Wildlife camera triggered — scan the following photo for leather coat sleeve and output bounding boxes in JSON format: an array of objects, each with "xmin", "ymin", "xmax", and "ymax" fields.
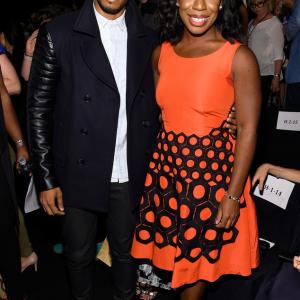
[{"xmin": 27, "ymin": 25, "xmax": 60, "ymax": 192}]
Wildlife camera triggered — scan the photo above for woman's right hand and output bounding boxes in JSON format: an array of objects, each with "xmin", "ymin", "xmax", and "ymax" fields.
[{"xmin": 215, "ymin": 195, "xmax": 240, "ymax": 229}]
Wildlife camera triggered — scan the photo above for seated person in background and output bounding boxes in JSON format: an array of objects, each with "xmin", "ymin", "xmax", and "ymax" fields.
[
  {"xmin": 253, "ymin": 163, "xmax": 300, "ymax": 270},
  {"xmin": 253, "ymin": 163, "xmax": 300, "ymax": 299}
]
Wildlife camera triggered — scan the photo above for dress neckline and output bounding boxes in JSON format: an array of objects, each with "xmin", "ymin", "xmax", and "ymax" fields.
[{"xmin": 170, "ymin": 41, "xmax": 231, "ymax": 60}]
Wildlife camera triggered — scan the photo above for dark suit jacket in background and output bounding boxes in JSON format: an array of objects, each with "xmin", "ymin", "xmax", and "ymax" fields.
[{"xmin": 27, "ymin": 0, "xmax": 160, "ymax": 212}]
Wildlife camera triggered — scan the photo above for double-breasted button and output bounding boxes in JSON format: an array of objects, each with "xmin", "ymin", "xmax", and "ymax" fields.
[
  {"xmin": 140, "ymin": 90, "xmax": 146, "ymax": 98},
  {"xmin": 83, "ymin": 94, "xmax": 91, "ymax": 103},
  {"xmin": 80, "ymin": 128, "xmax": 88, "ymax": 135},
  {"xmin": 142, "ymin": 120, "xmax": 150, "ymax": 127},
  {"xmin": 77, "ymin": 158, "xmax": 85, "ymax": 165}
]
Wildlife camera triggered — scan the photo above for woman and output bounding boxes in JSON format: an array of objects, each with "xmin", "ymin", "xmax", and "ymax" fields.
[
  {"xmin": 247, "ymin": 0, "xmax": 284, "ymax": 171},
  {"xmin": 132, "ymin": 0, "xmax": 261, "ymax": 298},
  {"xmin": 0, "ymin": 42, "xmax": 38, "ymax": 275},
  {"xmin": 0, "ymin": 67, "xmax": 23, "ymax": 299},
  {"xmin": 247, "ymin": 0, "xmax": 284, "ymax": 110}
]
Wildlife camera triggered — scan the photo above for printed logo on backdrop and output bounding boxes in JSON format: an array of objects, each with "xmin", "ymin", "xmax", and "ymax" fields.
[
  {"xmin": 253, "ymin": 174, "xmax": 295, "ymax": 210},
  {"xmin": 276, "ymin": 111, "xmax": 300, "ymax": 131}
]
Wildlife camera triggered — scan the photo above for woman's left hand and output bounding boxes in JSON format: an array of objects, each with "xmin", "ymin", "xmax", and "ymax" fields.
[
  {"xmin": 215, "ymin": 196, "xmax": 240, "ymax": 229},
  {"xmin": 271, "ymin": 77, "xmax": 280, "ymax": 93},
  {"xmin": 16, "ymin": 145, "xmax": 30, "ymax": 173}
]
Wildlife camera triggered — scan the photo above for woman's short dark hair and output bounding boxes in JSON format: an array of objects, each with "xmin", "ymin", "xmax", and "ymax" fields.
[{"xmin": 158, "ymin": 0, "xmax": 242, "ymax": 44}]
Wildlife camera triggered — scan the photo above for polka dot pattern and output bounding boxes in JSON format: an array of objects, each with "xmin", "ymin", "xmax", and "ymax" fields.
[{"xmin": 135, "ymin": 124, "xmax": 245, "ymax": 264}]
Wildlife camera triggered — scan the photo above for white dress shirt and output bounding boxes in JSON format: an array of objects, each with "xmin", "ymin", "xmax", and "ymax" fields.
[{"xmin": 94, "ymin": 7, "xmax": 129, "ymax": 183}]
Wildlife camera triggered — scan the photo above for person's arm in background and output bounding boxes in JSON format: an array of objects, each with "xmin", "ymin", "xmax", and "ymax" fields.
[
  {"xmin": 0, "ymin": 67, "xmax": 29, "ymax": 164},
  {"xmin": 270, "ymin": 21, "xmax": 285, "ymax": 92},
  {"xmin": 21, "ymin": 29, "xmax": 39, "ymax": 81},
  {"xmin": 0, "ymin": 52, "xmax": 21, "ymax": 95},
  {"xmin": 286, "ymin": 0, "xmax": 300, "ymax": 41},
  {"xmin": 252, "ymin": 163, "xmax": 300, "ymax": 191}
]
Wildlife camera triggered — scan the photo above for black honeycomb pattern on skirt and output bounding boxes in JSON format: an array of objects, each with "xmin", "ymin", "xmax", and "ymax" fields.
[{"xmin": 135, "ymin": 124, "xmax": 246, "ymax": 264}]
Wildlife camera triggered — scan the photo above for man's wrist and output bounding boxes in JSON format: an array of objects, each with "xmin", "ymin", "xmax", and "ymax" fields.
[{"xmin": 273, "ymin": 73, "xmax": 280, "ymax": 80}]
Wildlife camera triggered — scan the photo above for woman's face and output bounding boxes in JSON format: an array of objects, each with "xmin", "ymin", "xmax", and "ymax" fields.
[
  {"xmin": 178, "ymin": 0, "xmax": 221, "ymax": 36},
  {"xmin": 250, "ymin": 0, "xmax": 269, "ymax": 14}
]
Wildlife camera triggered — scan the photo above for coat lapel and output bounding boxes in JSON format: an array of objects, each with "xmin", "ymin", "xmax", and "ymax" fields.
[
  {"xmin": 73, "ymin": 0, "xmax": 117, "ymax": 91},
  {"xmin": 73, "ymin": 0, "xmax": 155, "ymax": 97},
  {"xmin": 126, "ymin": 1, "xmax": 156, "ymax": 110}
]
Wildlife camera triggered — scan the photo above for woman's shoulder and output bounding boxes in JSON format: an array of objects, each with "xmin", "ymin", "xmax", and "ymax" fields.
[
  {"xmin": 270, "ymin": 16, "xmax": 283, "ymax": 26},
  {"xmin": 152, "ymin": 42, "xmax": 172, "ymax": 64},
  {"xmin": 223, "ymin": 40, "xmax": 242, "ymax": 58},
  {"xmin": 232, "ymin": 44, "xmax": 259, "ymax": 74}
]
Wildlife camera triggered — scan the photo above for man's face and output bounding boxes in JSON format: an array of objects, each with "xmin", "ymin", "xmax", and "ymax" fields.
[{"xmin": 94, "ymin": 0, "xmax": 128, "ymax": 19}]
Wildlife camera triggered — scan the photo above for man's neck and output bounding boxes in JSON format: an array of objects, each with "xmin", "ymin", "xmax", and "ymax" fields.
[{"xmin": 94, "ymin": 0, "xmax": 126, "ymax": 20}]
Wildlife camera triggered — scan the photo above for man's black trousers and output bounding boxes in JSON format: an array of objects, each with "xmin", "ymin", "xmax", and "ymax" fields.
[{"xmin": 61, "ymin": 182, "xmax": 137, "ymax": 300}]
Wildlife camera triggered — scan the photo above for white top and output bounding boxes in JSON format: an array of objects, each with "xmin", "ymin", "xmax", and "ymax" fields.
[
  {"xmin": 248, "ymin": 16, "xmax": 284, "ymax": 76},
  {"xmin": 94, "ymin": 6, "xmax": 129, "ymax": 183}
]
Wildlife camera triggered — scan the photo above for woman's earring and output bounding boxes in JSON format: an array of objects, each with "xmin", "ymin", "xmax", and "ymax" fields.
[
  {"xmin": 219, "ymin": 2, "xmax": 223, "ymax": 10},
  {"xmin": 176, "ymin": 2, "xmax": 180, "ymax": 7}
]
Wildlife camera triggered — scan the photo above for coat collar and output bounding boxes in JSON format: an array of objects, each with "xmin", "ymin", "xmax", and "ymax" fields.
[
  {"xmin": 73, "ymin": 0, "xmax": 147, "ymax": 38},
  {"xmin": 73, "ymin": 0, "xmax": 155, "ymax": 107}
]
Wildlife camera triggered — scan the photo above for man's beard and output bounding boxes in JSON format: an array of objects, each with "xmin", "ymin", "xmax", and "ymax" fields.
[{"xmin": 96, "ymin": 0, "xmax": 127, "ymax": 15}]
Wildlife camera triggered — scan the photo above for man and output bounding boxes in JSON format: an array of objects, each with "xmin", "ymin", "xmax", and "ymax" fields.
[
  {"xmin": 285, "ymin": 0, "xmax": 300, "ymax": 111},
  {"xmin": 27, "ymin": 0, "xmax": 160, "ymax": 299}
]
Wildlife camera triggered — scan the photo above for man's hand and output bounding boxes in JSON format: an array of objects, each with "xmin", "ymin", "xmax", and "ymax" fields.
[
  {"xmin": 252, "ymin": 163, "xmax": 271, "ymax": 192},
  {"xmin": 215, "ymin": 195, "xmax": 240, "ymax": 229},
  {"xmin": 40, "ymin": 187, "xmax": 65, "ymax": 216},
  {"xmin": 294, "ymin": 256, "xmax": 300, "ymax": 271},
  {"xmin": 225, "ymin": 106, "xmax": 237, "ymax": 136},
  {"xmin": 15, "ymin": 145, "xmax": 30, "ymax": 173}
]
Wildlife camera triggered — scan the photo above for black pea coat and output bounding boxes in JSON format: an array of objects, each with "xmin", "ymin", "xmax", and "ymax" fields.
[{"xmin": 27, "ymin": 0, "xmax": 160, "ymax": 212}]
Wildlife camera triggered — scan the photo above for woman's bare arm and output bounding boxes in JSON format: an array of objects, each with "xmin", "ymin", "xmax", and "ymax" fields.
[
  {"xmin": 216, "ymin": 45, "xmax": 261, "ymax": 228},
  {"xmin": 0, "ymin": 53, "xmax": 21, "ymax": 95}
]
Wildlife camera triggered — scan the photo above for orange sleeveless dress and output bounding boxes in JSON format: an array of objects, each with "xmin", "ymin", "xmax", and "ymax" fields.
[{"xmin": 131, "ymin": 41, "xmax": 260, "ymax": 289}]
